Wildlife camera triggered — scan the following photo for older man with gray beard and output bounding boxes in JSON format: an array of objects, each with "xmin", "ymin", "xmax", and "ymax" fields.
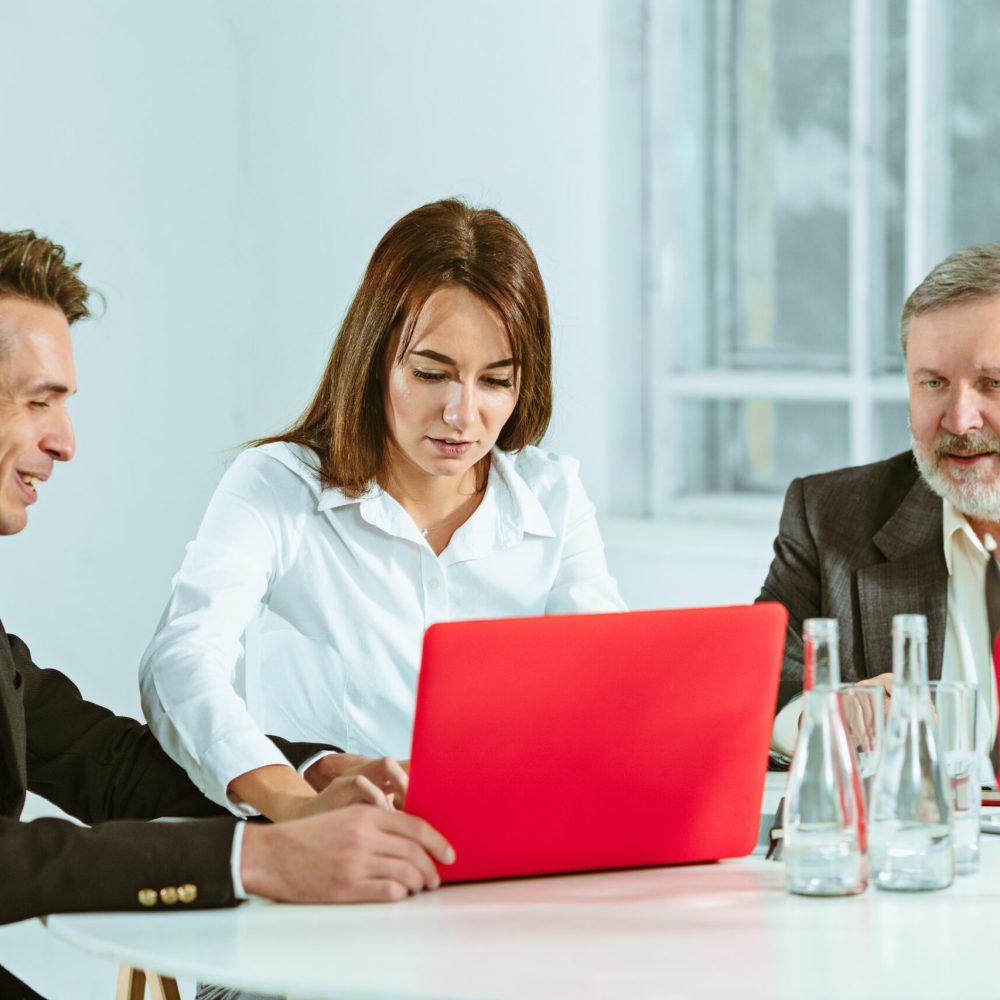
[{"xmin": 762, "ymin": 243, "xmax": 1000, "ymax": 762}]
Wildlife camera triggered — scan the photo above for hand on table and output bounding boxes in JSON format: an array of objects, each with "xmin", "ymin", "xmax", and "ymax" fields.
[
  {"xmin": 842, "ymin": 672, "xmax": 892, "ymax": 755},
  {"xmin": 305, "ymin": 753, "xmax": 409, "ymax": 809},
  {"xmin": 241, "ymin": 803, "xmax": 455, "ymax": 903}
]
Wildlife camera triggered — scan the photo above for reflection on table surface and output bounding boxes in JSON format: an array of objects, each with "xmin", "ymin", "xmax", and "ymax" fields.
[{"xmin": 47, "ymin": 808, "xmax": 1000, "ymax": 1000}]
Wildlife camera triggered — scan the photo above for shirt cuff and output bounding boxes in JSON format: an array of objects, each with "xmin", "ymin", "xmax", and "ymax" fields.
[
  {"xmin": 230, "ymin": 822, "xmax": 248, "ymax": 901},
  {"xmin": 297, "ymin": 749, "xmax": 340, "ymax": 778},
  {"xmin": 771, "ymin": 693, "xmax": 803, "ymax": 757}
]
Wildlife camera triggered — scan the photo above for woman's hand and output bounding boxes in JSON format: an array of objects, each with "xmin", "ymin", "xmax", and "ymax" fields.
[{"xmin": 305, "ymin": 753, "xmax": 409, "ymax": 809}]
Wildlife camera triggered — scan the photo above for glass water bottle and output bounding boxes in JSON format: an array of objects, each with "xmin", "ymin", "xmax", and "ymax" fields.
[
  {"xmin": 869, "ymin": 614, "xmax": 954, "ymax": 891},
  {"xmin": 783, "ymin": 618, "xmax": 868, "ymax": 896}
]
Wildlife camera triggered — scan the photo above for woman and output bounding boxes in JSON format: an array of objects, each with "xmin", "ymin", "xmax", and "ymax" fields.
[{"xmin": 140, "ymin": 199, "xmax": 625, "ymax": 822}]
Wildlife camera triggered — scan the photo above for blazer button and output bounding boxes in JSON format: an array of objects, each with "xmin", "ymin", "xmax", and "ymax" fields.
[
  {"xmin": 177, "ymin": 883, "xmax": 198, "ymax": 904},
  {"xmin": 159, "ymin": 887, "xmax": 179, "ymax": 905},
  {"xmin": 138, "ymin": 889, "xmax": 158, "ymax": 908}
]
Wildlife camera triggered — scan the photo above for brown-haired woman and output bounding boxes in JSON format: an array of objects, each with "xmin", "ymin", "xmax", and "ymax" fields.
[{"xmin": 140, "ymin": 199, "xmax": 625, "ymax": 823}]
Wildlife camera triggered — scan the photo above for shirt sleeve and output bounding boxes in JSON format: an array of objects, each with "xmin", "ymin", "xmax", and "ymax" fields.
[
  {"xmin": 544, "ymin": 459, "xmax": 628, "ymax": 615},
  {"xmin": 139, "ymin": 450, "xmax": 302, "ymax": 813},
  {"xmin": 771, "ymin": 693, "xmax": 802, "ymax": 756}
]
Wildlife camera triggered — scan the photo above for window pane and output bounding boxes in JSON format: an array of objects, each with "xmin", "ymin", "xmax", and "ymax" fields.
[
  {"xmin": 678, "ymin": 399, "xmax": 850, "ymax": 494},
  {"xmin": 680, "ymin": 0, "xmax": 853, "ymax": 373},
  {"xmin": 876, "ymin": 0, "xmax": 909, "ymax": 375},
  {"xmin": 945, "ymin": 1, "xmax": 1000, "ymax": 250},
  {"xmin": 876, "ymin": 401, "xmax": 911, "ymax": 461}
]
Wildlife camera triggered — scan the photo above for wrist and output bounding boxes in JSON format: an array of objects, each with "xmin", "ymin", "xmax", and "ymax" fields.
[{"xmin": 228, "ymin": 764, "xmax": 318, "ymax": 822}]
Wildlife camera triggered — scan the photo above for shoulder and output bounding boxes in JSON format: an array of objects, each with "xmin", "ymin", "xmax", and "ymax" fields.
[
  {"xmin": 221, "ymin": 442, "xmax": 324, "ymax": 500},
  {"xmin": 790, "ymin": 451, "xmax": 930, "ymax": 530},
  {"xmin": 495, "ymin": 445, "xmax": 582, "ymax": 498}
]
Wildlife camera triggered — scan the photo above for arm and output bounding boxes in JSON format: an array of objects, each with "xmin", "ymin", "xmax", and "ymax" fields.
[
  {"xmin": 139, "ymin": 450, "xmax": 317, "ymax": 818},
  {"xmin": 0, "ymin": 813, "xmax": 237, "ymax": 926},
  {"xmin": 544, "ymin": 458, "xmax": 627, "ymax": 614},
  {"xmin": 12, "ymin": 631, "xmax": 336, "ymax": 823},
  {"xmin": 757, "ymin": 477, "xmax": 819, "ymax": 715}
]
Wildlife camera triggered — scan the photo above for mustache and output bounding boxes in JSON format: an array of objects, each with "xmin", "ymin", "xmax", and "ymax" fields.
[{"xmin": 931, "ymin": 431, "xmax": 1000, "ymax": 458}]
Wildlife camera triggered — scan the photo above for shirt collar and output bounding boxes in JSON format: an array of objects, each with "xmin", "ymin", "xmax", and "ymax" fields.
[
  {"xmin": 313, "ymin": 448, "xmax": 556, "ymax": 553},
  {"xmin": 942, "ymin": 498, "xmax": 989, "ymax": 575}
]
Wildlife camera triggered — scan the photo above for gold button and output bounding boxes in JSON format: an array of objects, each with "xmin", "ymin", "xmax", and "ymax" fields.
[
  {"xmin": 159, "ymin": 886, "xmax": 179, "ymax": 905},
  {"xmin": 177, "ymin": 883, "xmax": 198, "ymax": 904},
  {"xmin": 138, "ymin": 888, "xmax": 157, "ymax": 908}
]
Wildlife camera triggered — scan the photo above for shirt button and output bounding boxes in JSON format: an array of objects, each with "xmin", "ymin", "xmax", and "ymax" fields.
[
  {"xmin": 137, "ymin": 888, "xmax": 157, "ymax": 908},
  {"xmin": 428, "ymin": 579, "xmax": 441, "ymax": 590},
  {"xmin": 160, "ymin": 887, "xmax": 179, "ymax": 905}
]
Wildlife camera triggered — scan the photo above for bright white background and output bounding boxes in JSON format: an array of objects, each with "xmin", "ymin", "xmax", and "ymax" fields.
[{"xmin": 0, "ymin": 2, "xmax": 774, "ymax": 996}]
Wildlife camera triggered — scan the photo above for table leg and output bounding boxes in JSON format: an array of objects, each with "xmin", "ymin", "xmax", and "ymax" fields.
[
  {"xmin": 115, "ymin": 965, "xmax": 145, "ymax": 1000},
  {"xmin": 146, "ymin": 972, "xmax": 181, "ymax": 1000}
]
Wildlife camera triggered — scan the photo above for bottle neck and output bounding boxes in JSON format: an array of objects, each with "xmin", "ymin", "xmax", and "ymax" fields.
[
  {"xmin": 804, "ymin": 636, "xmax": 840, "ymax": 690},
  {"xmin": 893, "ymin": 630, "xmax": 928, "ymax": 686}
]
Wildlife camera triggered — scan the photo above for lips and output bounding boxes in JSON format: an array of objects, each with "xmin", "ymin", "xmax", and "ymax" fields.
[
  {"xmin": 13, "ymin": 470, "xmax": 47, "ymax": 504},
  {"xmin": 427, "ymin": 437, "xmax": 474, "ymax": 458}
]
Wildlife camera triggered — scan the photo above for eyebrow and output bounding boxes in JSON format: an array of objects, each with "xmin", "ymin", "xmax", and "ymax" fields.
[
  {"xmin": 911, "ymin": 367, "xmax": 1000, "ymax": 378},
  {"xmin": 411, "ymin": 349, "xmax": 514, "ymax": 370},
  {"xmin": 21, "ymin": 380, "xmax": 74, "ymax": 396}
]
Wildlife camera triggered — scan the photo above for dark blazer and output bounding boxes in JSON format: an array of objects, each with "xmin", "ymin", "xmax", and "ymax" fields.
[
  {"xmin": 0, "ymin": 617, "xmax": 328, "ymax": 925},
  {"xmin": 759, "ymin": 451, "xmax": 947, "ymax": 714}
]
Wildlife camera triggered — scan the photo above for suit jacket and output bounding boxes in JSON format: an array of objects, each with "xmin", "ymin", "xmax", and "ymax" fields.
[
  {"xmin": 0, "ymin": 617, "xmax": 330, "ymax": 925},
  {"xmin": 759, "ymin": 451, "xmax": 947, "ymax": 713}
]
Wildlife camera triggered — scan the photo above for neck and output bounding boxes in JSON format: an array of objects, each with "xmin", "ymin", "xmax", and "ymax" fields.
[
  {"xmin": 381, "ymin": 450, "xmax": 487, "ymax": 528},
  {"xmin": 966, "ymin": 516, "xmax": 1000, "ymax": 549}
]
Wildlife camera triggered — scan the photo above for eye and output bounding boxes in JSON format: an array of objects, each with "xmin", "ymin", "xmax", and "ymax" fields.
[
  {"xmin": 412, "ymin": 369, "xmax": 447, "ymax": 382},
  {"xmin": 483, "ymin": 376, "xmax": 514, "ymax": 389},
  {"xmin": 923, "ymin": 379, "xmax": 943, "ymax": 390},
  {"xmin": 989, "ymin": 380, "xmax": 1000, "ymax": 390},
  {"xmin": 28, "ymin": 400, "xmax": 49, "ymax": 409}
]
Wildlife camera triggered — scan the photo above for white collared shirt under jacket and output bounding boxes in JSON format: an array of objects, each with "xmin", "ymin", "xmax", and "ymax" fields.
[{"xmin": 140, "ymin": 442, "xmax": 626, "ymax": 813}]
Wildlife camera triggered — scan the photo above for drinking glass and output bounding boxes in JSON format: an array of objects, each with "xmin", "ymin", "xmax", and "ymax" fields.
[
  {"xmin": 928, "ymin": 680, "xmax": 980, "ymax": 875},
  {"xmin": 839, "ymin": 684, "xmax": 885, "ymax": 789}
]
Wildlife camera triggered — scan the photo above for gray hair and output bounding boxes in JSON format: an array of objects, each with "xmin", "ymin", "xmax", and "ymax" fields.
[{"xmin": 900, "ymin": 243, "xmax": 1000, "ymax": 354}]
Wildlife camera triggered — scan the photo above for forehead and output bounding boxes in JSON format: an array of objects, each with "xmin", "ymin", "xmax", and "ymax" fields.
[
  {"xmin": 407, "ymin": 286, "xmax": 509, "ymax": 351},
  {"xmin": 907, "ymin": 295, "xmax": 1000, "ymax": 369},
  {"xmin": 0, "ymin": 296, "xmax": 75, "ymax": 390}
]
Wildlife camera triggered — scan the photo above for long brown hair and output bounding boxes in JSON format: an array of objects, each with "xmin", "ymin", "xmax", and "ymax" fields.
[{"xmin": 257, "ymin": 198, "xmax": 553, "ymax": 496}]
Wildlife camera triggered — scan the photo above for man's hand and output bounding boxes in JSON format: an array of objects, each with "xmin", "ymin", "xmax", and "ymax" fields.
[
  {"xmin": 842, "ymin": 673, "xmax": 892, "ymax": 756},
  {"xmin": 856, "ymin": 671, "xmax": 893, "ymax": 708},
  {"xmin": 305, "ymin": 754, "xmax": 409, "ymax": 809},
  {"xmin": 241, "ymin": 804, "xmax": 455, "ymax": 903}
]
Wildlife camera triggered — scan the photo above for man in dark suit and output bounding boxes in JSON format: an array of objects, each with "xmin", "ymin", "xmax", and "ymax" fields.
[
  {"xmin": 0, "ymin": 231, "xmax": 453, "ymax": 997},
  {"xmin": 762, "ymin": 243, "xmax": 1000, "ymax": 755}
]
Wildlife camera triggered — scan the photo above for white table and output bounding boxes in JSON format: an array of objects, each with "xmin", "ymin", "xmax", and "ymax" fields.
[{"xmin": 49, "ymin": 776, "xmax": 997, "ymax": 1000}]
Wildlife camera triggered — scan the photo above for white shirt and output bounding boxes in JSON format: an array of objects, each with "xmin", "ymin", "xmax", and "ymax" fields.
[
  {"xmin": 772, "ymin": 498, "xmax": 999, "ymax": 756},
  {"xmin": 940, "ymin": 502, "xmax": 999, "ymax": 742},
  {"xmin": 140, "ymin": 442, "xmax": 625, "ymax": 812}
]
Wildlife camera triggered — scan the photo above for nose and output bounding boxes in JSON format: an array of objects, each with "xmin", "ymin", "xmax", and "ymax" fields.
[
  {"xmin": 41, "ymin": 407, "xmax": 76, "ymax": 462},
  {"xmin": 941, "ymin": 383, "xmax": 985, "ymax": 437},
  {"xmin": 442, "ymin": 381, "xmax": 477, "ymax": 433}
]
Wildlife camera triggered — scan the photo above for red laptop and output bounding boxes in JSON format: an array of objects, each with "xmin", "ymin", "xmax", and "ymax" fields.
[{"xmin": 405, "ymin": 603, "xmax": 787, "ymax": 882}]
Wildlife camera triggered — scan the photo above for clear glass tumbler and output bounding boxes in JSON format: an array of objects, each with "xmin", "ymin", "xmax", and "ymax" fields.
[{"xmin": 928, "ymin": 680, "xmax": 980, "ymax": 875}]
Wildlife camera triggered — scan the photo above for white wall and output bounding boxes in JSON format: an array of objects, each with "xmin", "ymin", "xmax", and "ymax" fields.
[
  {"xmin": 0, "ymin": 3, "xmax": 776, "ymax": 993},
  {"xmin": 0, "ymin": 0, "xmax": 708, "ymax": 719}
]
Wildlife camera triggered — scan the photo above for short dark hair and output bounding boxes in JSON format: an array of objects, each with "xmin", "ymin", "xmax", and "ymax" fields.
[{"xmin": 257, "ymin": 198, "xmax": 553, "ymax": 496}]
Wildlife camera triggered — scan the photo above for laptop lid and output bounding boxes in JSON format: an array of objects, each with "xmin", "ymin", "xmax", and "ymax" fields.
[{"xmin": 405, "ymin": 603, "xmax": 787, "ymax": 883}]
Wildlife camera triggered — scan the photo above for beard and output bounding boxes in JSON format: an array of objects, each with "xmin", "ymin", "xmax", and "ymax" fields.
[{"xmin": 910, "ymin": 425, "xmax": 1000, "ymax": 520}]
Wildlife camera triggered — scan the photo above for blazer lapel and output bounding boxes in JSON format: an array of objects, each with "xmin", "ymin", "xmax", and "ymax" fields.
[
  {"xmin": 0, "ymin": 621, "xmax": 28, "ymax": 801},
  {"xmin": 858, "ymin": 479, "xmax": 947, "ymax": 680}
]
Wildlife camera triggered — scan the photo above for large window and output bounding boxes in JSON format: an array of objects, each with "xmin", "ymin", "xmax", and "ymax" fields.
[{"xmin": 644, "ymin": 0, "xmax": 1000, "ymax": 512}]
